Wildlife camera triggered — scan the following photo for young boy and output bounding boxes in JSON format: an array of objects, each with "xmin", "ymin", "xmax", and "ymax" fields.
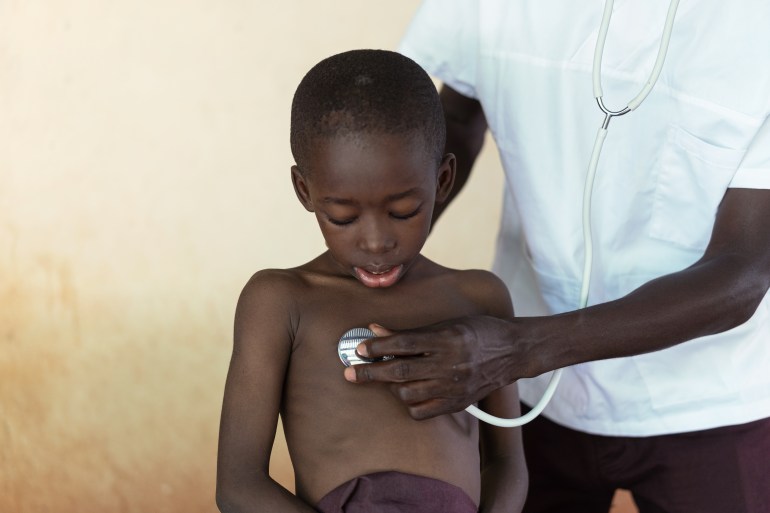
[{"xmin": 216, "ymin": 49, "xmax": 527, "ymax": 513}]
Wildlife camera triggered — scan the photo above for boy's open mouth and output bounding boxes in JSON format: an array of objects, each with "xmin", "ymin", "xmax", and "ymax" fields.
[{"xmin": 354, "ymin": 265, "xmax": 404, "ymax": 288}]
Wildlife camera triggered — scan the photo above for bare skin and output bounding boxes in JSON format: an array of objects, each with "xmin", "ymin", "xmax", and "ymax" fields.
[
  {"xmin": 344, "ymin": 85, "xmax": 770, "ymax": 420},
  {"xmin": 216, "ymin": 133, "xmax": 527, "ymax": 512}
]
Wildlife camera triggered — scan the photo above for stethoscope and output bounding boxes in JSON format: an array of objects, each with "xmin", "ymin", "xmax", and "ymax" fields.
[{"xmin": 339, "ymin": 0, "xmax": 681, "ymax": 427}]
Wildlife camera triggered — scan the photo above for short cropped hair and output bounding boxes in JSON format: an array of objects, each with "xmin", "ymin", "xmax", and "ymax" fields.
[{"xmin": 290, "ymin": 49, "xmax": 445, "ymax": 173}]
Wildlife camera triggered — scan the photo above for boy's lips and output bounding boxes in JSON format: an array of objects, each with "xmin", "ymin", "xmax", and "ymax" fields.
[{"xmin": 354, "ymin": 265, "xmax": 404, "ymax": 288}]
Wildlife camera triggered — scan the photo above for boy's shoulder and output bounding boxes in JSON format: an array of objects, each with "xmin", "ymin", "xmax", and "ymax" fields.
[
  {"xmin": 426, "ymin": 262, "xmax": 513, "ymax": 318},
  {"xmin": 450, "ymin": 267, "xmax": 510, "ymax": 297},
  {"xmin": 238, "ymin": 255, "xmax": 339, "ymax": 303},
  {"xmin": 234, "ymin": 266, "xmax": 324, "ymax": 337},
  {"xmin": 238, "ymin": 268, "xmax": 308, "ymax": 298},
  {"xmin": 246, "ymin": 266, "xmax": 307, "ymax": 287},
  {"xmin": 428, "ymin": 260, "xmax": 506, "ymax": 289}
]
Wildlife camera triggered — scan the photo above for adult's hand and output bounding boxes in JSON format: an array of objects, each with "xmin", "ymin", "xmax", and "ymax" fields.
[{"xmin": 343, "ymin": 316, "xmax": 538, "ymax": 420}]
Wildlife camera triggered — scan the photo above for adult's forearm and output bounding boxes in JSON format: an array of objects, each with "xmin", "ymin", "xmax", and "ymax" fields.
[{"xmin": 521, "ymin": 251, "xmax": 770, "ymax": 378}]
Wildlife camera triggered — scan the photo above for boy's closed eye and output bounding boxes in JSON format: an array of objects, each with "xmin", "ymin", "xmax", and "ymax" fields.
[
  {"xmin": 324, "ymin": 198, "xmax": 425, "ymax": 225},
  {"xmin": 328, "ymin": 216, "xmax": 357, "ymax": 226},
  {"xmin": 390, "ymin": 206, "xmax": 423, "ymax": 220},
  {"xmin": 327, "ymin": 206, "xmax": 423, "ymax": 226}
]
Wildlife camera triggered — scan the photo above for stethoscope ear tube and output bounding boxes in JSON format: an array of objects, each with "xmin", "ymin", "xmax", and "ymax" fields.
[
  {"xmin": 593, "ymin": 0, "xmax": 680, "ymax": 111},
  {"xmin": 466, "ymin": 0, "xmax": 680, "ymax": 428}
]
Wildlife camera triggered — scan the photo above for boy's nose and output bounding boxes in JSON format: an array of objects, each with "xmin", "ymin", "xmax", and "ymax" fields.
[{"xmin": 357, "ymin": 224, "xmax": 396, "ymax": 254}]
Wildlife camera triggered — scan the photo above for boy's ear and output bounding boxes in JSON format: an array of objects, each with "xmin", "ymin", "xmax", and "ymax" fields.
[
  {"xmin": 291, "ymin": 165, "xmax": 315, "ymax": 212},
  {"xmin": 435, "ymin": 153, "xmax": 456, "ymax": 204}
]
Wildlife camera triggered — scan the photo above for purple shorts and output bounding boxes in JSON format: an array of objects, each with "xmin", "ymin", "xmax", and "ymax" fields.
[{"xmin": 315, "ymin": 471, "xmax": 478, "ymax": 513}]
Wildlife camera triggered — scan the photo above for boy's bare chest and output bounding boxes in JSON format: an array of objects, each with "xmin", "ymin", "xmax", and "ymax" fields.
[
  {"xmin": 292, "ymin": 278, "xmax": 479, "ymax": 354},
  {"xmin": 278, "ymin": 278, "xmax": 475, "ymax": 393}
]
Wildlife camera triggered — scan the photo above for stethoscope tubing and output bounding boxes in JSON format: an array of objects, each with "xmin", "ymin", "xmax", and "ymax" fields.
[{"xmin": 466, "ymin": 0, "xmax": 681, "ymax": 428}]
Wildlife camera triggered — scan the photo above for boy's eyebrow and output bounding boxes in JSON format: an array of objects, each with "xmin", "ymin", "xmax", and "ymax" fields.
[{"xmin": 322, "ymin": 188, "xmax": 421, "ymax": 205}]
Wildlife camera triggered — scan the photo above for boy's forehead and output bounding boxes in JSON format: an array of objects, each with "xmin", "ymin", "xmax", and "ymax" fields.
[
  {"xmin": 310, "ymin": 134, "xmax": 435, "ymax": 177},
  {"xmin": 310, "ymin": 132, "xmax": 432, "ymax": 166},
  {"xmin": 307, "ymin": 134, "xmax": 436, "ymax": 191},
  {"xmin": 325, "ymin": 130, "xmax": 424, "ymax": 148}
]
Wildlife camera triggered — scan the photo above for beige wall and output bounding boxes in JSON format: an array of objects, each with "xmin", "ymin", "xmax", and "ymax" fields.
[{"xmin": 0, "ymin": 1, "xmax": 504, "ymax": 511}]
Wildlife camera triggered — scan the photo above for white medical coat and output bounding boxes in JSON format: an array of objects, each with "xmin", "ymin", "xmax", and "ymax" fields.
[{"xmin": 400, "ymin": 0, "xmax": 770, "ymax": 436}]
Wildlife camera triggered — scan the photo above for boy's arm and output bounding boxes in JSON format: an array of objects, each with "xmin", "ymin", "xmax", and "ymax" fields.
[
  {"xmin": 216, "ymin": 271, "xmax": 316, "ymax": 513},
  {"xmin": 478, "ymin": 384, "xmax": 528, "ymax": 513},
  {"xmin": 473, "ymin": 273, "xmax": 528, "ymax": 513}
]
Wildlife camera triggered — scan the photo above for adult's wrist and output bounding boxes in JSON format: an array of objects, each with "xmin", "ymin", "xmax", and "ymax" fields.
[{"xmin": 512, "ymin": 313, "xmax": 583, "ymax": 380}]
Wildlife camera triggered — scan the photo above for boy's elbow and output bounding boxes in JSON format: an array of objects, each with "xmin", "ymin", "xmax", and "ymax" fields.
[
  {"xmin": 215, "ymin": 487, "xmax": 233, "ymax": 513},
  {"xmin": 215, "ymin": 481, "xmax": 242, "ymax": 513},
  {"xmin": 215, "ymin": 473, "xmax": 271, "ymax": 512}
]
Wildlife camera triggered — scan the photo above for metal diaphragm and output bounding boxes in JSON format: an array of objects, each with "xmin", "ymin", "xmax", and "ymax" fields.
[{"xmin": 337, "ymin": 327, "xmax": 394, "ymax": 367}]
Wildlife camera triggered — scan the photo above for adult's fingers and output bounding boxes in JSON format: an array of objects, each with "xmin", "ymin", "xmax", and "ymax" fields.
[
  {"xmin": 343, "ymin": 354, "xmax": 445, "ymax": 384},
  {"xmin": 389, "ymin": 376, "xmax": 467, "ymax": 405},
  {"xmin": 390, "ymin": 383, "xmax": 473, "ymax": 419},
  {"xmin": 367, "ymin": 323, "xmax": 394, "ymax": 337},
  {"xmin": 357, "ymin": 328, "xmax": 448, "ymax": 360},
  {"xmin": 405, "ymin": 397, "xmax": 458, "ymax": 420}
]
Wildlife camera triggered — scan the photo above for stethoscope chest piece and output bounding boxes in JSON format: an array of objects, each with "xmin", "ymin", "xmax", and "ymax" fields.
[{"xmin": 337, "ymin": 327, "xmax": 393, "ymax": 367}]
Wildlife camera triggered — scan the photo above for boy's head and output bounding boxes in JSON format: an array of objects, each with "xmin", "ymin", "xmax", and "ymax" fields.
[
  {"xmin": 290, "ymin": 49, "xmax": 445, "ymax": 173},
  {"xmin": 289, "ymin": 49, "xmax": 455, "ymax": 289}
]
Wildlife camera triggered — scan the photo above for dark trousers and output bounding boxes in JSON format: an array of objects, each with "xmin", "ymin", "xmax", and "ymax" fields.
[{"xmin": 521, "ymin": 405, "xmax": 770, "ymax": 513}]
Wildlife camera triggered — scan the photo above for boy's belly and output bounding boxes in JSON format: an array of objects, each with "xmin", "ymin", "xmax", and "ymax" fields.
[{"xmin": 282, "ymin": 358, "xmax": 482, "ymax": 506}]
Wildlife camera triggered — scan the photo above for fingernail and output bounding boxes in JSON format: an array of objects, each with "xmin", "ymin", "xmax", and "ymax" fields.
[
  {"xmin": 356, "ymin": 343, "xmax": 369, "ymax": 357},
  {"xmin": 344, "ymin": 367, "xmax": 357, "ymax": 382}
]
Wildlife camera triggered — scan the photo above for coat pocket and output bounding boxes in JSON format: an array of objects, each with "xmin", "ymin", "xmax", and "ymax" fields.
[{"xmin": 649, "ymin": 126, "xmax": 745, "ymax": 250}]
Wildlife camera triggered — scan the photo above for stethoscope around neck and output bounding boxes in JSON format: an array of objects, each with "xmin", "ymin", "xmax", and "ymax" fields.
[{"xmin": 465, "ymin": 0, "xmax": 681, "ymax": 427}]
